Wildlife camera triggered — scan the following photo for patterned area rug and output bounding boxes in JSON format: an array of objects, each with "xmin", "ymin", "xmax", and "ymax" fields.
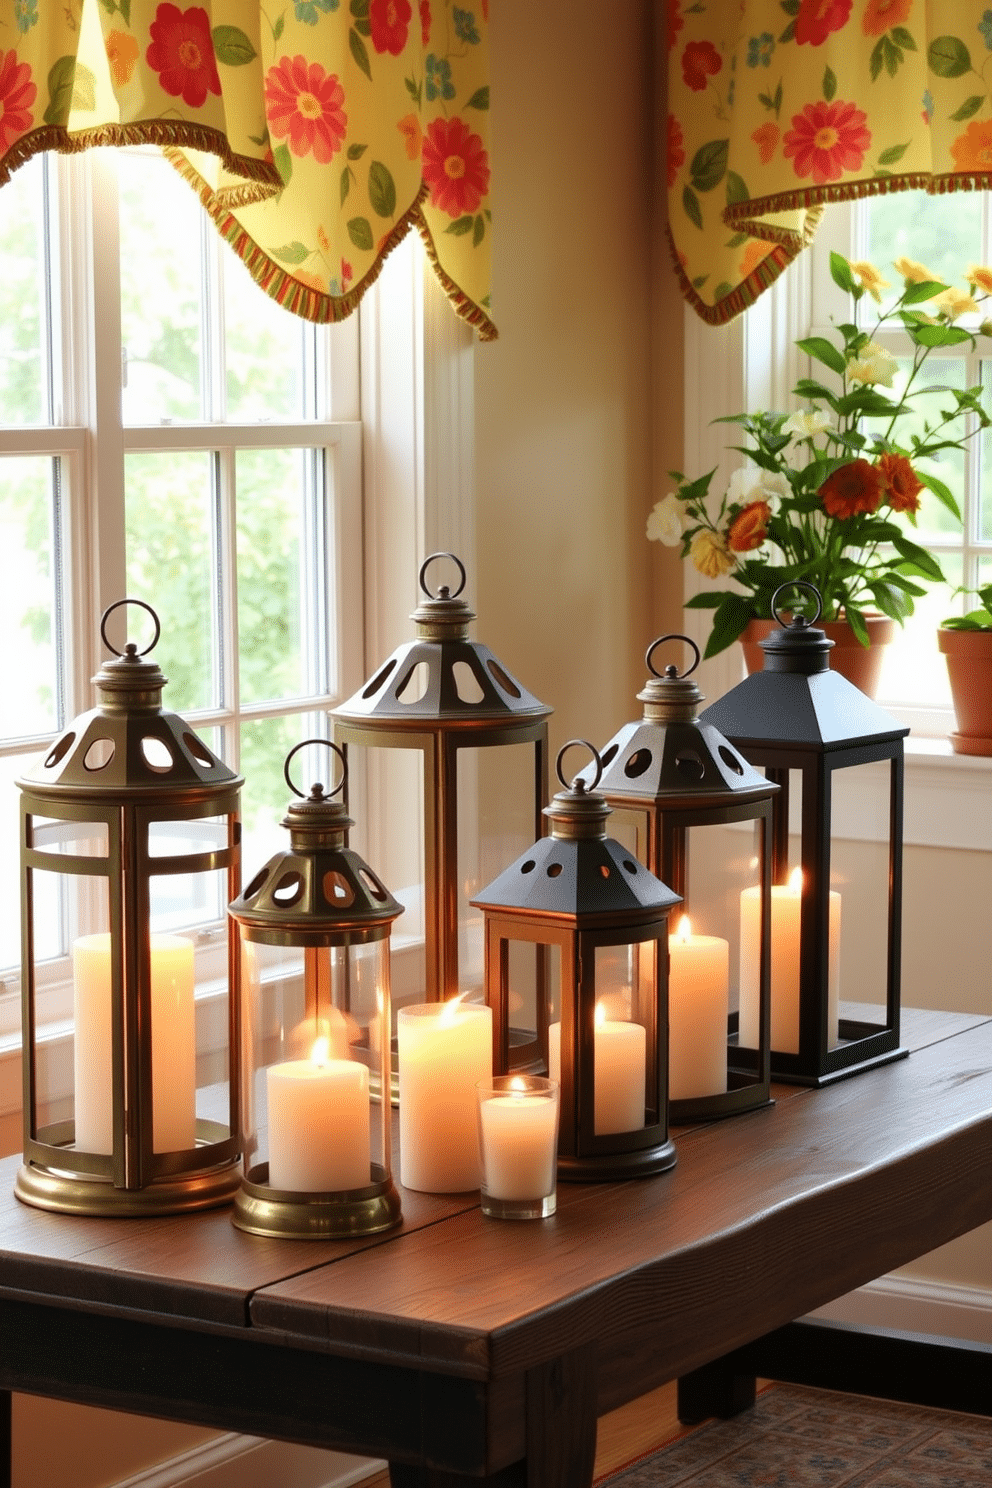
[{"xmin": 597, "ymin": 1383, "xmax": 992, "ymax": 1488}]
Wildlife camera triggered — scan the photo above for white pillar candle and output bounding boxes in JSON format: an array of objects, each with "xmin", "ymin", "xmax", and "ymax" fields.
[
  {"xmin": 398, "ymin": 999, "xmax": 493, "ymax": 1192},
  {"xmin": 739, "ymin": 870, "xmax": 841, "ymax": 1054},
  {"xmin": 548, "ymin": 1008, "xmax": 646, "ymax": 1135},
  {"xmin": 668, "ymin": 916, "xmax": 729, "ymax": 1101},
  {"xmin": 478, "ymin": 1084, "xmax": 558, "ymax": 1201},
  {"xmin": 73, "ymin": 931, "xmax": 196, "ymax": 1154},
  {"xmin": 266, "ymin": 1040, "xmax": 371, "ymax": 1192}
]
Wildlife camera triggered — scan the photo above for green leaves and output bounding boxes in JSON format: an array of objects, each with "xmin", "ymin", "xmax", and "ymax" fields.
[
  {"xmin": 44, "ymin": 57, "xmax": 77, "ymax": 126},
  {"xmin": 683, "ymin": 187, "xmax": 703, "ymax": 231},
  {"xmin": 690, "ymin": 140, "xmax": 729, "ymax": 193},
  {"xmin": 796, "ymin": 335, "xmax": 847, "ymax": 376},
  {"xmin": 347, "ymin": 217, "xmax": 374, "ymax": 251},
  {"xmin": 271, "ymin": 242, "xmax": 310, "ymax": 265},
  {"xmin": 928, "ymin": 36, "xmax": 971, "ymax": 78},
  {"xmin": 901, "ymin": 278, "xmax": 947, "ymax": 304},
  {"xmin": 368, "ymin": 161, "xmax": 396, "ymax": 218},
  {"xmin": 212, "ymin": 26, "xmax": 257, "ymax": 66},
  {"xmin": 951, "ymin": 94, "xmax": 986, "ymax": 122}
]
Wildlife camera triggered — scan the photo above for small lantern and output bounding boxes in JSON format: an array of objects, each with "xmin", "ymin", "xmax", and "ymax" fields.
[
  {"xmin": 699, "ymin": 584, "xmax": 909, "ymax": 1086},
  {"xmin": 473, "ymin": 741, "xmax": 682, "ymax": 1181},
  {"xmin": 333, "ymin": 553, "xmax": 552, "ymax": 1070},
  {"xmin": 589, "ymin": 636, "xmax": 775, "ymax": 1123},
  {"xmin": 16, "ymin": 600, "xmax": 243, "ymax": 1215},
  {"xmin": 229, "ymin": 740, "xmax": 402, "ymax": 1238}
]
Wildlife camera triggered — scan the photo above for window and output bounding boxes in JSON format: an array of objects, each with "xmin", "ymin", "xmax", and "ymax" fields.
[{"xmin": 0, "ymin": 146, "xmax": 363, "ymax": 1043}]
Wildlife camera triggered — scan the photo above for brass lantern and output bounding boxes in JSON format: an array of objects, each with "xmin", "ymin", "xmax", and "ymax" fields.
[
  {"xmin": 230, "ymin": 741, "xmax": 402, "ymax": 1238},
  {"xmin": 700, "ymin": 584, "xmax": 909, "ymax": 1085},
  {"xmin": 333, "ymin": 553, "xmax": 552, "ymax": 1069},
  {"xmin": 590, "ymin": 636, "xmax": 776, "ymax": 1123},
  {"xmin": 473, "ymin": 742, "xmax": 682, "ymax": 1181},
  {"xmin": 16, "ymin": 600, "xmax": 243, "ymax": 1215}
]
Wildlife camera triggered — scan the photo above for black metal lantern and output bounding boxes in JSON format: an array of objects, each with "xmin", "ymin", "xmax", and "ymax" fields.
[
  {"xmin": 589, "ymin": 636, "xmax": 775, "ymax": 1122},
  {"xmin": 699, "ymin": 585, "xmax": 909, "ymax": 1086},
  {"xmin": 472, "ymin": 742, "xmax": 682, "ymax": 1181},
  {"xmin": 229, "ymin": 741, "xmax": 403, "ymax": 1238},
  {"xmin": 16, "ymin": 600, "xmax": 243, "ymax": 1215},
  {"xmin": 333, "ymin": 553, "xmax": 551, "ymax": 1070}
]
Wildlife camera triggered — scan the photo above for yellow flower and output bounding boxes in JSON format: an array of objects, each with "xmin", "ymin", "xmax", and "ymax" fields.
[
  {"xmin": 690, "ymin": 529, "xmax": 734, "ymax": 579},
  {"xmin": 847, "ymin": 340, "xmax": 898, "ymax": 387},
  {"xmin": 893, "ymin": 256, "xmax": 938, "ymax": 285},
  {"xmin": 850, "ymin": 260, "xmax": 890, "ymax": 303},
  {"xmin": 933, "ymin": 286, "xmax": 979, "ymax": 322},
  {"xmin": 966, "ymin": 264, "xmax": 992, "ymax": 295}
]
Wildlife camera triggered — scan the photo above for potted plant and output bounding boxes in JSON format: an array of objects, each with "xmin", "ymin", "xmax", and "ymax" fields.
[
  {"xmin": 937, "ymin": 584, "xmax": 992, "ymax": 756},
  {"xmin": 648, "ymin": 253, "xmax": 992, "ymax": 693}
]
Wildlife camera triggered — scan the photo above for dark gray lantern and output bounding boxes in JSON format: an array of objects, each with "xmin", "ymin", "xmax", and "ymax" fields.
[
  {"xmin": 699, "ymin": 585, "xmax": 909, "ymax": 1086},
  {"xmin": 333, "ymin": 553, "xmax": 551, "ymax": 1071},
  {"xmin": 16, "ymin": 600, "xmax": 243, "ymax": 1216},
  {"xmin": 472, "ymin": 742, "xmax": 682, "ymax": 1181},
  {"xmin": 588, "ymin": 636, "xmax": 775, "ymax": 1123},
  {"xmin": 229, "ymin": 740, "xmax": 403, "ymax": 1239}
]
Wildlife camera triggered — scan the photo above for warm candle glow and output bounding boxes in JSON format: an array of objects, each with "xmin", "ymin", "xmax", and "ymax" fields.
[
  {"xmin": 595, "ymin": 1001, "xmax": 606, "ymax": 1028},
  {"xmin": 311, "ymin": 1036, "xmax": 330, "ymax": 1065},
  {"xmin": 675, "ymin": 914, "xmax": 692, "ymax": 943},
  {"xmin": 510, "ymin": 1076, "xmax": 528, "ymax": 1094},
  {"xmin": 787, "ymin": 866, "xmax": 802, "ymax": 893},
  {"xmin": 439, "ymin": 991, "xmax": 468, "ymax": 1027}
]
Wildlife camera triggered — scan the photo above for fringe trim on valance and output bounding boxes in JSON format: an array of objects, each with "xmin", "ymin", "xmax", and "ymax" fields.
[
  {"xmin": 669, "ymin": 226, "xmax": 794, "ymax": 327},
  {"xmin": 0, "ymin": 122, "xmax": 280, "ymax": 197},
  {"xmin": 725, "ymin": 169, "xmax": 992, "ymax": 235},
  {"xmin": 412, "ymin": 208, "xmax": 498, "ymax": 342}
]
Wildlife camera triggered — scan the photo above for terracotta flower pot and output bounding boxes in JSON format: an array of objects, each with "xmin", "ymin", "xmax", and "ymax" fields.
[
  {"xmin": 740, "ymin": 614, "xmax": 895, "ymax": 698},
  {"xmin": 937, "ymin": 626, "xmax": 992, "ymax": 756}
]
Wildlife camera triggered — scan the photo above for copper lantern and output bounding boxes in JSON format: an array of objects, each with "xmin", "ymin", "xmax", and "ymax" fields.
[
  {"xmin": 16, "ymin": 600, "xmax": 243, "ymax": 1215},
  {"xmin": 473, "ymin": 742, "xmax": 682, "ymax": 1181},
  {"xmin": 589, "ymin": 636, "xmax": 775, "ymax": 1122},
  {"xmin": 700, "ymin": 585, "xmax": 909, "ymax": 1085}
]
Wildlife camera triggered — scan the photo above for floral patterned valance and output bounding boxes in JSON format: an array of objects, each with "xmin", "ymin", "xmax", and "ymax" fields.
[
  {"xmin": 668, "ymin": 0, "xmax": 992, "ymax": 325},
  {"xmin": 0, "ymin": 0, "xmax": 494, "ymax": 339}
]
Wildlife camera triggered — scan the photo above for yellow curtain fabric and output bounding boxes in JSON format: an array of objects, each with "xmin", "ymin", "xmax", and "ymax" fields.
[
  {"xmin": 0, "ymin": 0, "xmax": 494, "ymax": 339},
  {"xmin": 668, "ymin": 0, "xmax": 992, "ymax": 325}
]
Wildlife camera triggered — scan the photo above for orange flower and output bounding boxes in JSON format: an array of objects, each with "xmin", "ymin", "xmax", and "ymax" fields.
[
  {"xmin": 106, "ymin": 29, "xmax": 140, "ymax": 87},
  {"xmin": 876, "ymin": 453, "xmax": 923, "ymax": 513},
  {"xmin": 862, "ymin": 0, "xmax": 912, "ymax": 38},
  {"xmin": 966, "ymin": 264, "xmax": 992, "ymax": 294},
  {"xmin": 751, "ymin": 122, "xmax": 780, "ymax": 164},
  {"xmin": 727, "ymin": 499, "xmax": 771, "ymax": 551},
  {"xmin": 950, "ymin": 120, "xmax": 992, "ymax": 173},
  {"xmin": 398, "ymin": 112, "xmax": 422, "ymax": 162},
  {"xmin": 820, "ymin": 459, "xmax": 883, "ymax": 519}
]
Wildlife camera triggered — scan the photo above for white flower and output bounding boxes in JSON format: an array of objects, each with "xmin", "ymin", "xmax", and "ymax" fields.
[
  {"xmin": 727, "ymin": 466, "xmax": 789, "ymax": 505},
  {"xmin": 846, "ymin": 340, "xmax": 898, "ymax": 387},
  {"xmin": 646, "ymin": 493, "xmax": 683, "ymax": 547},
  {"xmin": 783, "ymin": 409, "xmax": 834, "ymax": 440}
]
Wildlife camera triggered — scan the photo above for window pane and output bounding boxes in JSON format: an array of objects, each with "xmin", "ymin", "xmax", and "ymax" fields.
[
  {"xmin": 980, "ymin": 362, "xmax": 992, "ymax": 543},
  {"xmin": 864, "ymin": 190, "xmax": 983, "ymax": 309},
  {"xmin": 119, "ymin": 151, "xmax": 204, "ymax": 424},
  {"xmin": 877, "ymin": 553, "xmax": 960, "ymax": 706},
  {"xmin": 125, "ymin": 451, "xmax": 215, "ymax": 712},
  {"xmin": 893, "ymin": 357, "xmax": 966, "ymax": 545},
  {"xmin": 237, "ymin": 449, "xmax": 310, "ymax": 704},
  {"xmin": 0, "ymin": 457, "xmax": 60, "ymax": 736},
  {"xmin": 223, "ymin": 248, "xmax": 309, "ymax": 422},
  {"xmin": 0, "ymin": 154, "xmax": 48, "ymax": 425},
  {"xmin": 240, "ymin": 715, "xmax": 329, "ymax": 875}
]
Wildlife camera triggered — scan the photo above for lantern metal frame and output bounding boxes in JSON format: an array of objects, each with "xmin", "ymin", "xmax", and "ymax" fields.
[
  {"xmin": 229, "ymin": 740, "xmax": 403, "ymax": 1239},
  {"xmin": 473, "ymin": 742, "xmax": 682, "ymax": 1182},
  {"xmin": 590, "ymin": 636, "xmax": 775, "ymax": 1123},
  {"xmin": 333, "ymin": 552, "xmax": 552, "ymax": 1065},
  {"xmin": 700, "ymin": 585, "xmax": 909, "ymax": 1086},
  {"xmin": 16, "ymin": 600, "xmax": 243, "ymax": 1216}
]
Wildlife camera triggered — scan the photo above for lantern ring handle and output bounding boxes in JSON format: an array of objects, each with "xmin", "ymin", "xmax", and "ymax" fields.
[
  {"xmin": 771, "ymin": 581, "xmax": 822, "ymax": 628},
  {"xmin": 646, "ymin": 633, "xmax": 700, "ymax": 680},
  {"xmin": 100, "ymin": 598, "xmax": 161, "ymax": 658},
  {"xmin": 555, "ymin": 738, "xmax": 603, "ymax": 793},
  {"xmin": 419, "ymin": 551, "xmax": 467, "ymax": 601},
  {"xmin": 284, "ymin": 738, "xmax": 348, "ymax": 800}
]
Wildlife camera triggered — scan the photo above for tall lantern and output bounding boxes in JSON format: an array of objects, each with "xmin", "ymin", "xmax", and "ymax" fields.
[
  {"xmin": 230, "ymin": 741, "xmax": 402, "ymax": 1239},
  {"xmin": 16, "ymin": 600, "xmax": 243, "ymax": 1215},
  {"xmin": 589, "ymin": 636, "xmax": 776, "ymax": 1122},
  {"xmin": 333, "ymin": 553, "xmax": 552, "ymax": 1069},
  {"xmin": 700, "ymin": 585, "xmax": 909, "ymax": 1086},
  {"xmin": 473, "ymin": 741, "xmax": 682, "ymax": 1181}
]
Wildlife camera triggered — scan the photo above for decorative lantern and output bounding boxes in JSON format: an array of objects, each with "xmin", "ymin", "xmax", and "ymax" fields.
[
  {"xmin": 589, "ymin": 636, "xmax": 775, "ymax": 1122},
  {"xmin": 699, "ymin": 585, "xmax": 909, "ymax": 1085},
  {"xmin": 229, "ymin": 740, "xmax": 402, "ymax": 1238},
  {"xmin": 472, "ymin": 741, "xmax": 682, "ymax": 1181},
  {"xmin": 333, "ymin": 553, "xmax": 552, "ymax": 1070},
  {"xmin": 16, "ymin": 600, "xmax": 243, "ymax": 1215}
]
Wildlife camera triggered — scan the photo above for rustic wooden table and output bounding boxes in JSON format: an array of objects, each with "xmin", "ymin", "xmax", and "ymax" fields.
[{"xmin": 1, "ymin": 1006, "xmax": 989, "ymax": 1488}]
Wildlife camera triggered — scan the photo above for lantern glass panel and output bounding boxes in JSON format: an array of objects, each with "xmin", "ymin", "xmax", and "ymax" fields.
[
  {"xmin": 349, "ymin": 746, "xmax": 425, "ymax": 984},
  {"xmin": 829, "ymin": 761, "xmax": 891, "ymax": 1020},
  {"xmin": 592, "ymin": 942, "xmax": 655, "ymax": 1134}
]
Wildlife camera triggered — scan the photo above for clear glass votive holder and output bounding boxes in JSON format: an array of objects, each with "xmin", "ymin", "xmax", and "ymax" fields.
[{"xmin": 476, "ymin": 1075, "xmax": 559, "ymax": 1219}]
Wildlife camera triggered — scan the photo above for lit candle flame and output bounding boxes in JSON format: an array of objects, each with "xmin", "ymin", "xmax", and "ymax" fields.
[
  {"xmin": 509, "ymin": 1076, "xmax": 528, "ymax": 1095},
  {"xmin": 595, "ymin": 1001, "xmax": 607, "ymax": 1028},
  {"xmin": 788, "ymin": 866, "xmax": 803, "ymax": 894},
  {"xmin": 310, "ymin": 1036, "xmax": 329, "ymax": 1066},
  {"xmin": 676, "ymin": 914, "xmax": 692, "ymax": 943},
  {"xmin": 438, "ymin": 991, "xmax": 467, "ymax": 1028}
]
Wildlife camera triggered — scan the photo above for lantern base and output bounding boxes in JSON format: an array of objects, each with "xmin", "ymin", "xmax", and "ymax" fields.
[
  {"xmin": 14, "ymin": 1155, "xmax": 241, "ymax": 1217},
  {"xmin": 770, "ymin": 1039, "xmax": 909, "ymax": 1087},
  {"xmin": 556, "ymin": 1136, "xmax": 677, "ymax": 1183},
  {"xmin": 232, "ymin": 1162, "xmax": 403, "ymax": 1238}
]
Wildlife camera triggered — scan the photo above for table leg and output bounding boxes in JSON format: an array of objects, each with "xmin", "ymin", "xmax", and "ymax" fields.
[
  {"xmin": 1, "ymin": 1388, "xmax": 10, "ymax": 1488},
  {"xmin": 677, "ymin": 1359, "xmax": 756, "ymax": 1425}
]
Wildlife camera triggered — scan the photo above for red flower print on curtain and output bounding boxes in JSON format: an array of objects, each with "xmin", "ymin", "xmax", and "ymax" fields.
[
  {"xmin": 369, "ymin": 0, "xmax": 412, "ymax": 57},
  {"xmin": 146, "ymin": 4, "xmax": 221, "ymax": 109},
  {"xmin": 783, "ymin": 99, "xmax": 871, "ymax": 185},
  {"xmin": 0, "ymin": 49, "xmax": 35, "ymax": 154},
  {"xmin": 422, "ymin": 116, "xmax": 489, "ymax": 217},
  {"xmin": 265, "ymin": 55, "xmax": 347, "ymax": 164},
  {"xmin": 861, "ymin": 0, "xmax": 913, "ymax": 37},
  {"xmin": 794, "ymin": 0, "xmax": 852, "ymax": 48},
  {"xmin": 681, "ymin": 40, "xmax": 721, "ymax": 91}
]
